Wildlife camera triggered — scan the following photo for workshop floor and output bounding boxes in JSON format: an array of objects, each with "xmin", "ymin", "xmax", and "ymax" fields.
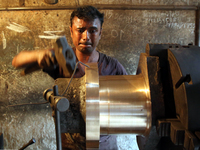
[
  {"xmin": 117, "ymin": 135, "xmax": 139, "ymax": 150},
  {"xmin": 61, "ymin": 133, "xmax": 139, "ymax": 150}
]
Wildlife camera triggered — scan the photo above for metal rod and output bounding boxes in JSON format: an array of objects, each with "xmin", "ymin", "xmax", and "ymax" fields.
[
  {"xmin": 55, "ymin": 110, "xmax": 62, "ymax": 150},
  {"xmin": 0, "ymin": 5, "xmax": 197, "ymax": 11},
  {"xmin": 53, "ymin": 85, "xmax": 59, "ymax": 96},
  {"xmin": 195, "ymin": 7, "xmax": 200, "ymax": 46},
  {"xmin": 0, "ymin": 133, "xmax": 3, "ymax": 149},
  {"xmin": 19, "ymin": 138, "xmax": 36, "ymax": 150},
  {"xmin": 95, "ymin": 4, "xmax": 197, "ymax": 10},
  {"xmin": 53, "ymin": 85, "xmax": 62, "ymax": 150}
]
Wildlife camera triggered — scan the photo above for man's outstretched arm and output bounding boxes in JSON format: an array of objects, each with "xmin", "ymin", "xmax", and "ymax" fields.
[{"xmin": 12, "ymin": 49, "xmax": 56, "ymax": 69}]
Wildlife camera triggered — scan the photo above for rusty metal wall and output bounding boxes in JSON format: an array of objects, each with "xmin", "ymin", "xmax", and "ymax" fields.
[{"xmin": 0, "ymin": 0, "xmax": 198, "ymax": 149}]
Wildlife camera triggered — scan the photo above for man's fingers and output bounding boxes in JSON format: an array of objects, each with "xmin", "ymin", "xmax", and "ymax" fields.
[
  {"xmin": 40, "ymin": 57, "xmax": 48, "ymax": 68},
  {"xmin": 38, "ymin": 49, "xmax": 57, "ymax": 68},
  {"xmin": 41, "ymin": 51, "xmax": 57, "ymax": 68},
  {"xmin": 44, "ymin": 55, "xmax": 52, "ymax": 67},
  {"xmin": 49, "ymin": 51, "xmax": 57, "ymax": 65}
]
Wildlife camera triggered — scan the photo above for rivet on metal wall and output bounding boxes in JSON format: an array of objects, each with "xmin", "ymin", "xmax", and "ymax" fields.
[
  {"xmin": 19, "ymin": 0, "xmax": 25, "ymax": 6},
  {"xmin": 44, "ymin": 0, "xmax": 58, "ymax": 4}
]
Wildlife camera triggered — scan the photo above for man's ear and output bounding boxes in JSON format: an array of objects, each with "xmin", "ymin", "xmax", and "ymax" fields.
[
  {"xmin": 69, "ymin": 26, "xmax": 73, "ymax": 37},
  {"xmin": 99, "ymin": 28, "xmax": 103, "ymax": 39}
]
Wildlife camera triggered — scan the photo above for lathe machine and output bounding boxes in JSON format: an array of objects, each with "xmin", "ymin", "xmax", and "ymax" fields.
[{"xmin": 43, "ymin": 43, "xmax": 200, "ymax": 150}]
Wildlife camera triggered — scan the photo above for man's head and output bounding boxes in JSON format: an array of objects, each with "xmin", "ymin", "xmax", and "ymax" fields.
[
  {"xmin": 70, "ymin": 6, "xmax": 104, "ymax": 54},
  {"xmin": 70, "ymin": 5, "xmax": 104, "ymax": 28}
]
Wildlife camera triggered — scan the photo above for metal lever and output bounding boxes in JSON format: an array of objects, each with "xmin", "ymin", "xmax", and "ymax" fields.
[
  {"xmin": 19, "ymin": 138, "xmax": 36, "ymax": 150},
  {"xmin": 43, "ymin": 85, "xmax": 70, "ymax": 150}
]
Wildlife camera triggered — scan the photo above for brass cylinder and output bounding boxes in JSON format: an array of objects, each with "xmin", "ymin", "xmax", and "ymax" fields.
[{"xmin": 99, "ymin": 74, "xmax": 151, "ymax": 136}]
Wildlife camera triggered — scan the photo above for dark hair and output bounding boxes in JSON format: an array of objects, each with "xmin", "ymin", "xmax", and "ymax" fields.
[{"xmin": 70, "ymin": 5, "xmax": 104, "ymax": 27}]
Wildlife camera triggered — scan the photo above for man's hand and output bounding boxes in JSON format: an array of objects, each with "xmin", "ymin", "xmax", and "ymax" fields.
[
  {"xmin": 12, "ymin": 49, "xmax": 57, "ymax": 69},
  {"xmin": 37, "ymin": 49, "xmax": 57, "ymax": 69}
]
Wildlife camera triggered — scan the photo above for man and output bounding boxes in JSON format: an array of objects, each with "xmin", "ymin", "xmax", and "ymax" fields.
[
  {"xmin": 12, "ymin": 5, "xmax": 127, "ymax": 149},
  {"xmin": 12, "ymin": 6, "xmax": 127, "ymax": 78}
]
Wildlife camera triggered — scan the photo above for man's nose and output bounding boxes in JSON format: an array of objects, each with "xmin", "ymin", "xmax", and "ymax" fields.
[{"xmin": 82, "ymin": 30, "xmax": 90, "ymax": 41}]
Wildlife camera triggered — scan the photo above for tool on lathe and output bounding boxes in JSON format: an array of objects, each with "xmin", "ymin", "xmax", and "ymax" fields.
[
  {"xmin": 20, "ymin": 36, "xmax": 76, "ymax": 77},
  {"xmin": 19, "ymin": 138, "xmax": 36, "ymax": 150}
]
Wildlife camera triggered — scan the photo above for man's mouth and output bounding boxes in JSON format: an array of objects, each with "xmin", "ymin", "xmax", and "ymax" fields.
[
  {"xmin": 79, "ymin": 42, "xmax": 92, "ymax": 48},
  {"xmin": 79, "ymin": 42, "xmax": 92, "ymax": 46}
]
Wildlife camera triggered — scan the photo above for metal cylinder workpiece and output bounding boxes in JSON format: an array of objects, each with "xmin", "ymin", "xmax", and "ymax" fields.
[
  {"xmin": 99, "ymin": 75, "xmax": 151, "ymax": 135},
  {"xmin": 85, "ymin": 53, "xmax": 152, "ymax": 148}
]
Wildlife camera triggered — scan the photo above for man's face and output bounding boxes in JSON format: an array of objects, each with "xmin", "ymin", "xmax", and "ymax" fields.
[{"xmin": 70, "ymin": 16, "xmax": 102, "ymax": 54}]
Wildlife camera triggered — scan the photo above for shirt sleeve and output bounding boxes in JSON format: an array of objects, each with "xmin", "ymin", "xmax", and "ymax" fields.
[
  {"xmin": 98, "ymin": 52, "xmax": 128, "ymax": 76},
  {"xmin": 115, "ymin": 60, "xmax": 128, "ymax": 75}
]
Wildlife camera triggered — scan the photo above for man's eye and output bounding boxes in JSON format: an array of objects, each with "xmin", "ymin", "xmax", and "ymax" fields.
[
  {"xmin": 90, "ymin": 29, "xmax": 97, "ymax": 33},
  {"xmin": 78, "ymin": 29, "xmax": 84, "ymax": 33}
]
